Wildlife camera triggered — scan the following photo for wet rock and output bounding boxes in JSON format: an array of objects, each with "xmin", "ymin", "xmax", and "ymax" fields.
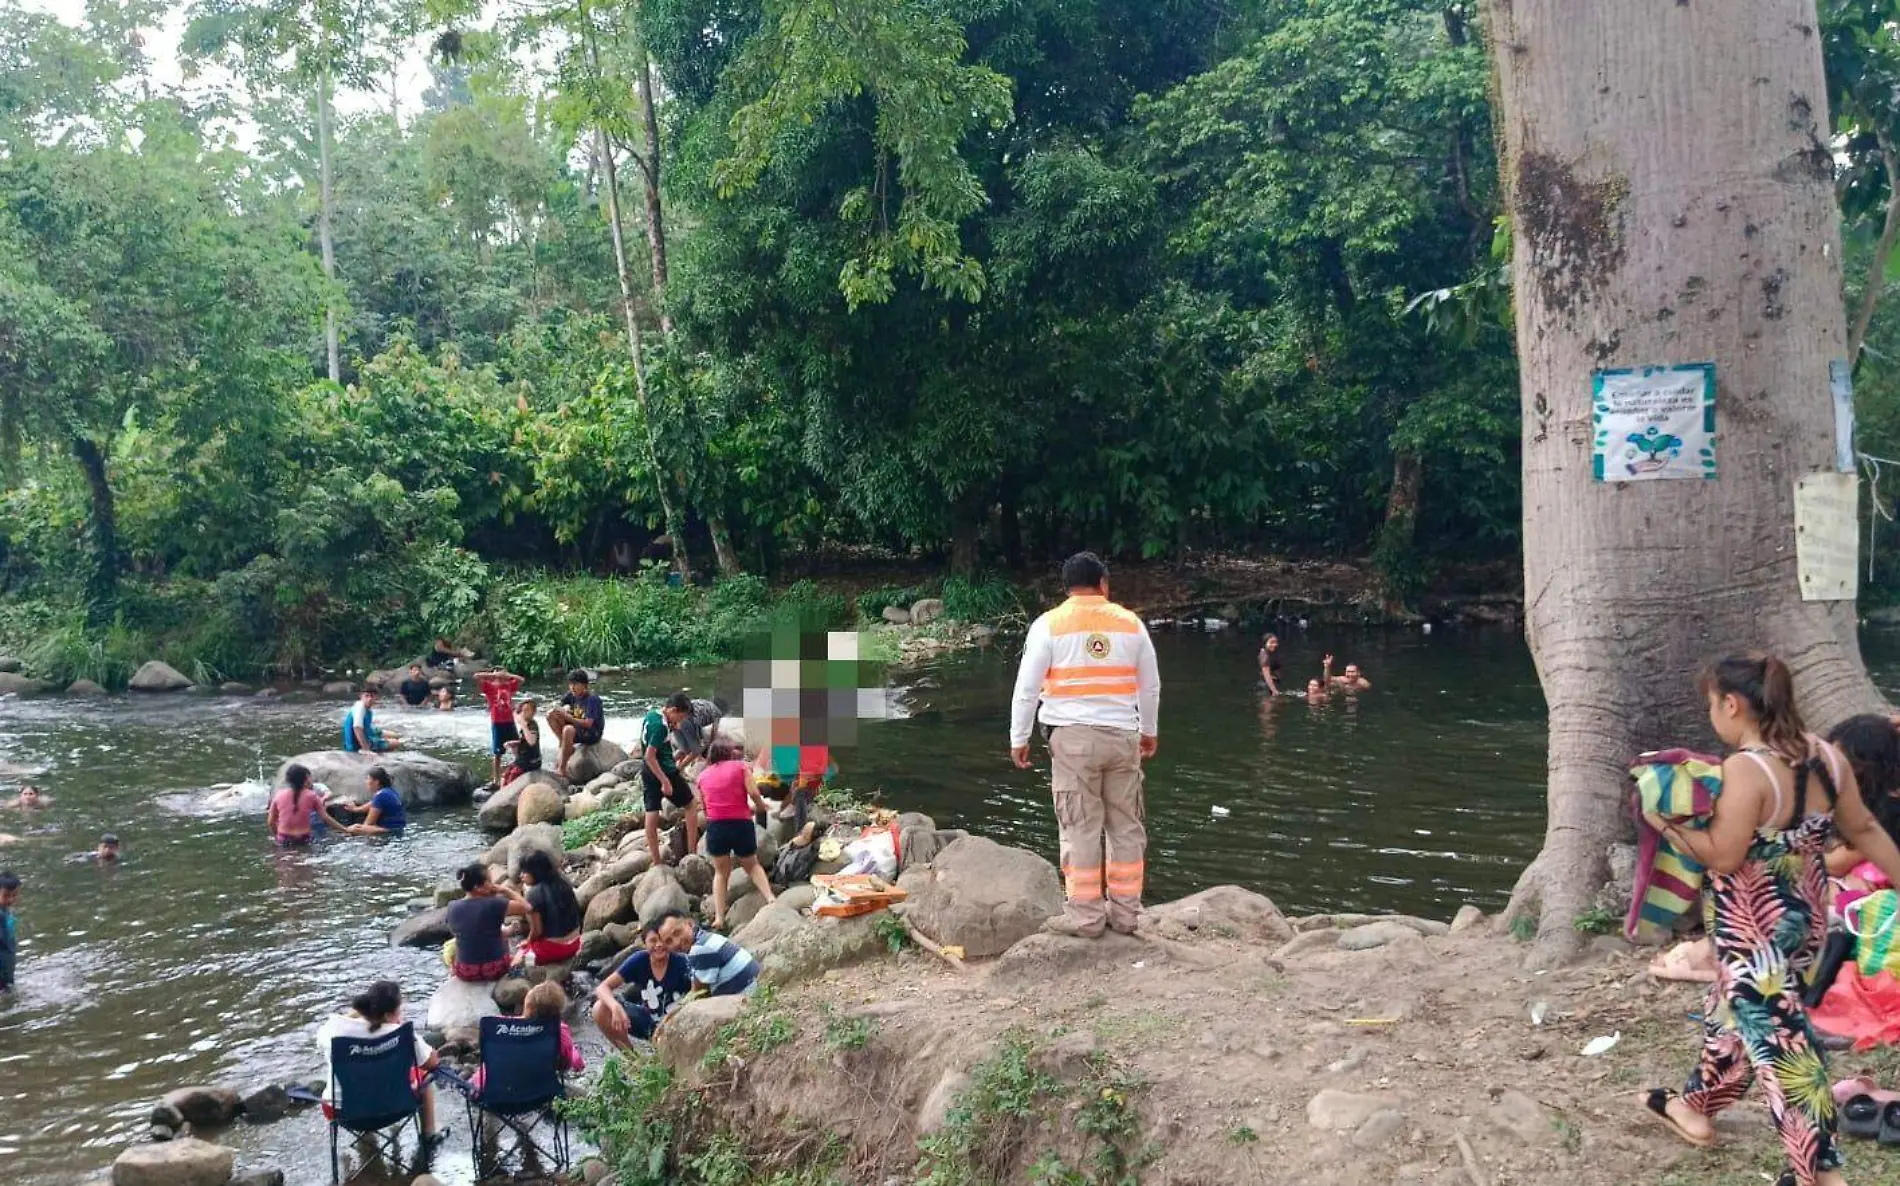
[
  {"xmin": 68, "ymin": 678, "xmax": 107, "ymax": 696},
  {"xmin": 653, "ymin": 994, "xmax": 747, "ymax": 1069},
  {"xmin": 675, "ymin": 854, "xmax": 714, "ymax": 897},
  {"xmin": 908, "ymin": 598, "xmax": 945, "ymax": 625},
  {"xmin": 516, "ymin": 779, "xmax": 566, "ymax": 828},
  {"xmin": 584, "ymin": 884, "xmax": 636, "ymax": 932},
  {"xmin": 390, "ymin": 907, "xmax": 453, "ymax": 949},
  {"xmin": 129, "ymin": 661, "xmax": 193, "ymax": 693},
  {"xmin": 0, "ymin": 671, "xmax": 54, "ymax": 696},
  {"xmin": 1450, "ymin": 905, "xmax": 1486, "ymax": 934},
  {"xmin": 1336, "ymin": 921, "xmax": 1419, "ymax": 952},
  {"xmin": 321, "ymin": 680, "xmax": 355, "ymax": 696},
  {"xmin": 277, "ymin": 751, "xmax": 474, "ymax": 809},
  {"xmin": 218, "ymin": 682, "xmax": 251, "ymax": 695},
  {"xmin": 111, "ymin": 1137, "xmax": 234, "ymax": 1186},
  {"xmin": 1351, "ymin": 1108, "xmax": 1408, "ymax": 1150},
  {"xmin": 0, "ymin": 656, "xmax": 20, "ymax": 672},
  {"xmin": 251, "ymin": 687, "xmax": 278, "ymax": 700},
  {"xmin": 564, "ymin": 741, "xmax": 630, "ymax": 786},
  {"xmin": 881, "ymin": 606, "xmax": 911, "ymax": 625},
  {"xmin": 239, "ymin": 1084, "xmax": 291, "ymax": 1124},
  {"xmin": 161, "ymin": 1087, "xmax": 240, "ymax": 1127},
  {"xmin": 148, "ymin": 1124, "xmax": 175, "ymax": 1142},
  {"xmin": 478, "ymin": 783, "xmax": 524, "ymax": 831},
  {"xmin": 1306, "ymin": 1089, "xmax": 1400, "ymax": 1132},
  {"xmin": 150, "ymin": 1102, "xmax": 185, "ymax": 1130},
  {"xmin": 898, "ymin": 836, "xmax": 1062, "ymax": 959},
  {"xmin": 1149, "ymin": 885, "xmax": 1293, "ymax": 944},
  {"xmin": 493, "ymin": 977, "xmax": 531, "ymax": 1014}
]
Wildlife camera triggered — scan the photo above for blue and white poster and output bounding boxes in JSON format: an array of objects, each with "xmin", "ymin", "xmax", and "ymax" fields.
[{"xmin": 1590, "ymin": 363, "xmax": 1717, "ymax": 483}]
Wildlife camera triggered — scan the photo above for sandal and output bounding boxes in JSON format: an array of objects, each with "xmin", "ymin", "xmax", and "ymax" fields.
[
  {"xmin": 1641, "ymin": 1088, "xmax": 1716, "ymax": 1149},
  {"xmin": 1879, "ymin": 1099, "xmax": 1900, "ymax": 1148},
  {"xmin": 1841, "ymin": 1094, "xmax": 1883, "ymax": 1141}
]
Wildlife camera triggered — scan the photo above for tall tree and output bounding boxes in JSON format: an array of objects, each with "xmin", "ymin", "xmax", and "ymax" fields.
[
  {"xmin": 183, "ymin": 0, "xmax": 407, "ymax": 382},
  {"xmin": 1484, "ymin": 0, "xmax": 1887, "ymax": 963}
]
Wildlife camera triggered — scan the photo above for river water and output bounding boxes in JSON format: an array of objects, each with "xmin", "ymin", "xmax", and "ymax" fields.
[{"xmin": 3, "ymin": 625, "xmax": 1897, "ymax": 1184}]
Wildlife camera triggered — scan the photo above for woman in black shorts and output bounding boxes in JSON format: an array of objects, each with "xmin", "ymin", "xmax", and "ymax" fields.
[{"xmin": 694, "ymin": 739, "xmax": 777, "ymax": 929}]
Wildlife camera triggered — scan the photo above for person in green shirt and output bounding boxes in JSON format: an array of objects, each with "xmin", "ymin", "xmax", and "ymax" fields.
[{"xmin": 641, "ymin": 703, "xmax": 698, "ymax": 865}]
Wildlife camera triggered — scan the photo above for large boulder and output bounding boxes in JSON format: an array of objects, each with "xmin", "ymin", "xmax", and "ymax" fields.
[
  {"xmin": 275, "ymin": 751, "xmax": 474, "ymax": 808},
  {"xmin": 508, "ymin": 824, "xmax": 566, "ymax": 879},
  {"xmin": 584, "ymin": 884, "xmax": 637, "ymax": 932},
  {"xmin": 898, "ymin": 836, "xmax": 1062, "ymax": 959},
  {"xmin": 908, "ymin": 598, "xmax": 946, "ymax": 626},
  {"xmin": 638, "ymin": 879, "xmax": 692, "ymax": 927},
  {"xmin": 129, "ymin": 660, "xmax": 193, "ymax": 693},
  {"xmin": 725, "ymin": 893, "xmax": 770, "ymax": 934},
  {"xmin": 1147, "ymin": 886, "xmax": 1292, "ymax": 945},
  {"xmin": 674, "ymin": 854, "xmax": 714, "ymax": 897},
  {"xmin": 577, "ymin": 853, "xmax": 653, "ymax": 910},
  {"xmin": 732, "ymin": 903, "xmax": 806, "ymax": 951},
  {"xmin": 516, "ymin": 779, "xmax": 566, "ymax": 828},
  {"xmin": 424, "ymin": 976, "xmax": 498, "ymax": 1032},
  {"xmin": 0, "ymin": 672, "xmax": 51, "ymax": 696},
  {"xmin": 653, "ymin": 995, "xmax": 747, "ymax": 1070},
  {"xmin": 160, "ymin": 1087, "xmax": 241, "ymax": 1127},
  {"xmin": 564, "ymin": 741, "xmax": 629, "ymax": 785},
  {"xmin": 112, "ymin": 1138, "xmax": 235, "ymax": 1186},
  {"xmin": 752, "ymin": 914, "xmax": 884, "ymax": 986},
  {"xmin": 631, "ymin": 866, "xmax": 681, "ymax": 917},
  {"xmin": 390, "ymin": 907, "xmax": 454, "ymax": 949},
  {"xmin": 563, "ymin": 791, "xmax": 602, "ymax": 821},
  {"xmin": 479, "ymin": 770, "xmax": 565, "ymax": 831},
  {"xmin": 68, "ymin": 679, "xmax": 108, "ymax": 697}
]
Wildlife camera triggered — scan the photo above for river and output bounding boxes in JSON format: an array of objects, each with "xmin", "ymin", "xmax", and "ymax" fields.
[{"xmin": 5, "ymin": 625, "xmax": 1899, "ymax": 1184}]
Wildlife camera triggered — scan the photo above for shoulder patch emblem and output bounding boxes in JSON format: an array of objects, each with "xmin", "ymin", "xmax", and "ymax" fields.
[{"xmin": 1084, "ymin": 632, "xmax": 1111, "ymax": 660}]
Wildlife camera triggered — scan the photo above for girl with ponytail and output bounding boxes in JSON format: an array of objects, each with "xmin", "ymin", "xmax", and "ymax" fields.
[{"xmin": 1641, "ymin": 654, "xmax": 1900, "ymax": 1186}]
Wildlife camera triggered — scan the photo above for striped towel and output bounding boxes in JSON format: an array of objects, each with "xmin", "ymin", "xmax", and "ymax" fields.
[
  {"xmin": 1849, "ymin": 889, "xmax": 1900, "ymax": 978},
  {"xmin": 1625, "ymin": 748, "xmax": 1723, "ymax": 943}
]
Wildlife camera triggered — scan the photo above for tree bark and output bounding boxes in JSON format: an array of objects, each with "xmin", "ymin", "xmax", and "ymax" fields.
[
  {"xmin": 1848, "ymin": 125, "xmax": 1900, "ymax": 367},
  {"xmin": 949, "ymin": 504, "xmax": 981, "ymax": 577},
  {"xmin": 317, "ymin": 67, "xmax": 340, "ymax": 383},
  {"xmin": 1484, "ymin": 0, "xmax": 1886, "ymax": 965},
  {"xmin": 636, "ymin": 49, "xmax": 674, "ymax": 340},
  {"xmin": 595, "ymin": 122, "xmax": 692, "ymax": 583},
  {"xmin": 72, "ymin": 435, "xmax": 119, "ymax": 617},
  {"xmin": 1375, "ymin": 447, "xmax": 1423, "ymax": 611}
]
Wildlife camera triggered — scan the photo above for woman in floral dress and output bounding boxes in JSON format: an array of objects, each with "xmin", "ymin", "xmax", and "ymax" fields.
[{"xmin": 1641, "ymin": 654, "xmax": 1900, "ymax": 1186}]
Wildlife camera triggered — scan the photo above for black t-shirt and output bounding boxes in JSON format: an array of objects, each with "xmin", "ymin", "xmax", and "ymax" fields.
[
  {"xmin": 397, "ymin": 677, "xmax": 432, "ymax": 707},
  {"xmin": 447, "ymin": 895, "xmax": 509, "ymax": 965},
  {"xmin": 515, "ymin": 720, "xmax": 542, "ymax": 770},
  {"xmin": 528, "ymin": 881, "xmax": 581, "ymax": 938}
]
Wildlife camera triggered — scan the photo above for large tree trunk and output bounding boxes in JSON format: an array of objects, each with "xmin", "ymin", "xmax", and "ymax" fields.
[
  {"xmin": 1375, "ymin": 447, "xmax": 1423, "ymax": 612},
  {"xmin": 72, "ymin": 435, "xmax": 119, "ymax": 617},
  {"xmin": 595, "ymin": 123, "xmax": 692, "ymax": 583},
  {"xmin": 317, "ymin": 68, "xmax": 340, "ymax": 383},
  {"xmin": 1484, "ymin": 0, "xmax": 1886, "ymax": 965},
  {"xmin": 636, "ymin": 50, "xmax": 674, "ymax": 340}
]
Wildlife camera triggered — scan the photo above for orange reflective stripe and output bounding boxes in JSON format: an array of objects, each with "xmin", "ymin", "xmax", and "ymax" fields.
[
  {"xmin": 1046, "ymin": 598, "xmax": 1142, "ymax": 636},
  {"xmin": 1043, "ymin": 680, "xmax": 1138, "ymax": 698},
  {"xmin": 1062, "ymin": 863, "xmax": 1105, "ymax": 901},
  {"xmin": 1105, "ymin": 860, "xmax": 1144, "ymax": 897},
  {"xmin": 1046, "ymin": 665, "xmax": 1137, "ymax": 681}
]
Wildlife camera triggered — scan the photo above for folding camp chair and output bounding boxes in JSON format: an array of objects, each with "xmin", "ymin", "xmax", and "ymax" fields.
[
  {"xmin": 465, "ymin": 1014, "xmax": 571, "ymax": 1179},
  {"xmin": 327, "ymin": 1022, "xmax": 425, "ymax": 1185}
]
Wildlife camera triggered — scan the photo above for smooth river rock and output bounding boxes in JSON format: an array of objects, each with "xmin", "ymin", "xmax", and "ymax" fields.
[
  {"xmin": 160, "ymin": 1086, "xmax": 240, "ymax": 1127},
  {"xmin": 67, "ymin": 678, "xmax": 107, "ymax": 696},
  {"xmin": 0, "ymin": 671, "xmax": 53, "ymax": 696},
  {"xmin": 390, "ymin": 907, "xmax": 454, "ymax": 949},
  {"xmin": 129, "ymin": 661, "xmax": 193, "ymax": 692},
  {"xmin": 563, "ymin": 740, "xmax": 629, "ymax": 785},
  {"xmin": 112, "ymin": 1137, "xmax": 235, "ymax": 1186},
  {"xmin": 897, "ymin": 836, "xmax": 1062, "ymax": 958},
  {"xmin": 275, "ymin": 751, "xmax": 474, "ymax": 808},
  {"xmin": 479, "ymin": 770, "xmax": 566, "ymax": 832}
]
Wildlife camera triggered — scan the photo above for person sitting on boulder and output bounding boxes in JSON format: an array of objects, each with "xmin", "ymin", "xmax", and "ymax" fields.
[
  {"xmin": 593, "ymin": 913, "xmax": 693, "ymax": 1049},
  {"xmin": 316, "ymin": 979, "xmax": 448, "ymax": 1149},
  {"xmin": 446, "ymin": 863, "xmax": 531, "ymax": 983},
  {"xmin": 640, "ymin": 695, "xmax": 697, "ymax": 865},
  {"xmin": 513, "ymin": 849, "xmax": 582, "ymax": 969},
  {"xmin": 425, "ymin": 636, "xmax": 469, "ymax": 670},
  {"xmin": 547, "ymin": 669, "xmax": 604, "ymax": 779},
  {"xmin": 476, "ymin": 667, "xmax": 525, "ymax": 787},
  {"xmin": 502, "ymin": 697, "xmax": 543, "ymax": 782},
  {"xmin": 472, "ymin": 981, "xmax": 582, "ymax": 1095},
  {"xmin": 341, "ymin": 687, "xmax": 400, "ymax": 754},
  {"xmin": 268, "ymin": 764, "xmax": 351, "ymax": 847},
  {"xmin": 328, "ymin": 765, "xmax": 407, "ymax": 836},
  {"xmin": 697, "ymin": 738, "xmax": 777, "ymax": 931},
  {"xmin": 397, "ymin": 664, "xmax": 432, "ymax": 708},
  {"xmin": 661, "ymin": 912, "xmax": 758, "ymax": 999}
]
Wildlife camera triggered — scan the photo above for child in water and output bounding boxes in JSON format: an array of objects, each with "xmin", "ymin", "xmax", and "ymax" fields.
[
  {"xmin": 0, "ymin": 870, "xmax": 19, "ymax": 994},
  {"xmin": 1641, "ymin": 654, "xmax": 1900, "ymax": 1186}
]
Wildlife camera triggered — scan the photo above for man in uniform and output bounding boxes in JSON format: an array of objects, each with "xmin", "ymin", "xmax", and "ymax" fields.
[{"xmin": 1009, "ymin": 552, "xmax": 1160, "ymax": 938}]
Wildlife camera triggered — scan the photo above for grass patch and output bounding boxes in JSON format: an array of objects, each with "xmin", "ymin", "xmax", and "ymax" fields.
[
  {"xmin": 915, "ymin": 1033, "xmax": 1064, "ymax": 1186},
  {"xmin": 701, "ymin": 985, "xmax": 798, "ymax": 1070},
  {"xmin": 873, "ymin": 911, "xmax": 911, "ymax": 954},
  {"xmin": 1572, "ymin": 906, "xmax": 1619, "ymax": 936},
  {"xmin": 561, "ymin": 808, "xmax": 631, "ymax": 850},
  {"xmin": 1509, "ymin": 914, "xmax": 1537, "ymax": 942},
  {"xmin": 820, "ymin": 1005, "xmax": 879, "ymax": 1053},
  {"xmin": 1226, "ymin": 1123, "xmax": 1259, "ymax": 1145},
  {"xmin": 1023, "ymin": 1053, "xmax": 1155, "ymax": 1186},
  {"xmin": 1092, "ymin": 1008, "xmax": 1189, "ymax": 1049},
  {"xmin": 560, "ymin": 1055, "xmax": 678, "ymax": 1186}
]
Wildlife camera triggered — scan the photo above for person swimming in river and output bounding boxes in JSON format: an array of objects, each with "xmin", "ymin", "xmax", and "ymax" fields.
[
  {"xmin": 267, "ymin": 764, "xmax": 351, "ymax": 846},
  {"xmin": 2, "ymin": 785, "xmax": 49, "ymax": 810},
  {"xmin": 1322, "ymin": 654, "xmax": 1371, "ymax": 692},
  {"xmin": 1640, "ymin": 654, "xmax": 1900, "ymax": 1186},
  {"xmin": 1258, "ymin": 633, "xmax": 1285, "ymax": 695},
  {"xmin": 396, "ymin": 664, "xmax": 432, "ymax": 708},
  {"xmin": 0, "ymin": 870, "xmax": 19, "ymax": 995}
]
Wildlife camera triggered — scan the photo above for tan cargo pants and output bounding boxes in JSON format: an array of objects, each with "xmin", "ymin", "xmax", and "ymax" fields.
[{"xmin": 1048, "ymin": 724, "xmax": 1146, "ymax": 934}]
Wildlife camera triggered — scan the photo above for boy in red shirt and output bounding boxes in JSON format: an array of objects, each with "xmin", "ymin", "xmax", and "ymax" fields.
[{"xmin": 475, "ymin": 668, "xmax": 524, "ymax": 787}]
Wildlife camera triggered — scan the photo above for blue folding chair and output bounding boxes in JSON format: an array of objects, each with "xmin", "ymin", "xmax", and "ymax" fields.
[
  {"xmin": 327, "ymin": 1022, "xmax": 425, "ymax": 1185},
  {"xmin": 466, "ymin": 1015, "xmax": 571, "ymax": 1179}
]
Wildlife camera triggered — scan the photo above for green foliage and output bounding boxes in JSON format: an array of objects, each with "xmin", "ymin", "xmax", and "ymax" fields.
[
  {"xmin": 872, "ymin": 910, "xmax": 911, "ymax": 955},
  {"xmin": 562, "ymin": 808, "xmax": 629, "ymax": 851},
  {"xmin": 914, "ymin": 1033, "xmax": 1063, "ymax": 1186},
  {"xmin": 22, "ymin": 610, "xmax": 149, "ymax": 691},
  {"xmin": 940, "ymin": 577, "xmax": 1028, "ymax": 625},
  {"xmin": 701, "ymin": 985, "xmax": 798, "ymax": 1069},
  {"xmin": 1572, "ymin": 907, "xmax": 1620, "ymax": 937},
  {"xmin": 820, "ymin": 1004, "xmax": 878, "ymax": 1052},
  {"xmin": 1510, "ymin": 914, "xmax": 1538, "ymax": 943},
  {"xmin": 561, "ymin": 1054, "xmax": 679, "ymax": 1186}
]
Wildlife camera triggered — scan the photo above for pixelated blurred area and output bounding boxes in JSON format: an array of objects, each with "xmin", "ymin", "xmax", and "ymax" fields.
[{"xmin": 735, "ymin": 625, "xmax": 892, "ymax": 786}]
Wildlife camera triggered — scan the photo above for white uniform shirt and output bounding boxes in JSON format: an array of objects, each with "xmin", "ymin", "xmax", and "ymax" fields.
[{"xmin": 1008, "ymin": 594, "xmax": 1160, "ymax": 746}]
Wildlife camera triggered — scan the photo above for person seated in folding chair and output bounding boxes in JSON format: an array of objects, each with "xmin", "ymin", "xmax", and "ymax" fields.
[
  {"xmin": 316, "ymin": 980, "xmax": 448, "ymax": 1183},
  {"xmin": 447, "ymin": 981, "xmax": 580, "ymax": 1178}
]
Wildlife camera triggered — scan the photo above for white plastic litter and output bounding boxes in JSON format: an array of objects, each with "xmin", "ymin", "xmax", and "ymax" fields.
[
  {"xmin": 1580, "ymin": 1032, "xmax": 1621, "ymax": 1057},
  {"xmin": 1210, "ymin": 805, "xmax": 1231, "ymax": 817},
  {"xmin": 1529, "ymin": 1001, "xmax": 1550, "ymax": 1026}
]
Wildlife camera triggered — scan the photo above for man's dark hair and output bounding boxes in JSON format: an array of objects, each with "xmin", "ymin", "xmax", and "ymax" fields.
[
  {"xmin": 665, "ymin": 691, "xmax": 692, "ymax": 713},
  {"xmin": 1060, "ymin": 551, "xmax": 1109, "ymax": 591},
  {"xmin": 0, "ymin": 871, "xmax": 19, "ymax": 891},
  {"xmin": 649, "ymin": 907, "xmax": 691, "ymax": 934},
  {"xmin": 567, "ymin": 668, "xmax": 591, "ymax": 685},
  {"xmin": 100, "ymin": 833, "xmax": 119, "ymax": 846}
]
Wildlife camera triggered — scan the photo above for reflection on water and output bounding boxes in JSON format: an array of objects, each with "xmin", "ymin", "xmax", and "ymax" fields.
[{"xmin": 9, "ymin": 624, "xmax": 1896, "ymax": 1182}]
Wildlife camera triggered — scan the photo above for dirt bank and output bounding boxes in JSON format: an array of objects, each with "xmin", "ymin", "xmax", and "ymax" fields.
[{"xmin": 637, "ymin": 895, "xmax": 1900, "ymax": 1186}]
